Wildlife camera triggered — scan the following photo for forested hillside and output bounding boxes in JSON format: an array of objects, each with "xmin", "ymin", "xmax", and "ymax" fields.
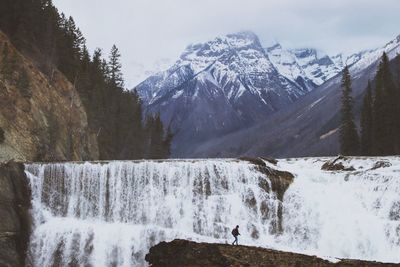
[{"xmin": 0, "ymin": 0, "xmax": 171, "ymax": 160}]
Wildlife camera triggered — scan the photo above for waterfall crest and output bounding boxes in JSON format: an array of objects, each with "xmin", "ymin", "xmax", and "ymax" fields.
[
  {"xmin": 25, "ymin": 157, "xmax": 400, "ymax": 266},
  {"xmin": 25, "ymin": 160, "xmax": 280, "ymax": 266}
]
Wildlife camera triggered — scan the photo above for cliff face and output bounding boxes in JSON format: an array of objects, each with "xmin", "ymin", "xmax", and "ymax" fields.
[
  {"xmin": 145, "ymin": 240, "xmax": 399, "ymax": 267},
  {"xmin": 0, "ymin": 31, "xmax": 99, "ymax": 162},
  {"xmin": 0, "ymin": 161, "xmax": 31, "ymax": 267}
]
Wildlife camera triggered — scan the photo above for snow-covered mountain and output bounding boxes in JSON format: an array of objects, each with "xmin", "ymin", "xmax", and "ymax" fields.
[
  {"xmin": 136, "ymin": 31, "xmax": 319, "ymax": 153},
  {"xmin": 135, "ymin": 31, "xmax": 400, "ymax": 157},
  {"xmin": 265, "ymin": 44, "xmax": 342, "ymax": 90},
  {"xmin": 138, "ymin": 31, "xmax": 310, "ymax": 106},
  {"xmin": 191, "ymin": 34, "xmax": 400, "ymax": 158}
]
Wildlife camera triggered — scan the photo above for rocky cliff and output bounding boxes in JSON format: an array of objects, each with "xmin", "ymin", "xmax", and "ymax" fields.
[
  {"xmin": 0, "ymin": 31, "xmax": 99, "ymax": 162},
  {"xmin": 145, "ymin": 239, "xmax": 400, "ymax": 267},
  {"xmin": 0, "ymin": 161, "xmax": 31, "ymax": 267}
]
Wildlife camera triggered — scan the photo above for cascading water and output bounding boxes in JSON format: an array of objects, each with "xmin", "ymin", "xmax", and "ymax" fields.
[
  {"xmin": 25, "ymin": 160, "xmax": 281, "ymax": 266},
  {"xmin": 278, "ymin": 157, "xmax": 400, "ymax": 263},
  {"xmin": 24, "ymin": 157, "xmax": 400, "ymax": 266}
]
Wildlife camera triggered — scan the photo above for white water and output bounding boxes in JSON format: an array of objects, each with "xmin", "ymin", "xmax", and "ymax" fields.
[
  {"xmin": 25, "ymin": 159, "xmax": 281, "ymax": 266},
  {"xmin": 279, "ymin": 157, "xmax": 400, "ymax": 263},
  {"xmin": 25, "ymin": 157, "xmax": 400, "ymax": 266}
]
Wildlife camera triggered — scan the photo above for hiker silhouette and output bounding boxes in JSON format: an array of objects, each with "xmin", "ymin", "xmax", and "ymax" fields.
[{"xmin": 231, "ymin": 225, "xmax": 240, "ymax": 245}]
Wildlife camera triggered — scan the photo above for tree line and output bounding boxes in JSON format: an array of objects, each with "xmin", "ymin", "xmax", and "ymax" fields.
[
  {"xmin": 339, "ymin": 52, "xmax": 400, "ymax": 156},
  {"xmin": 0, "ymin": 0, "xmax": 172, "ymax": 160}
]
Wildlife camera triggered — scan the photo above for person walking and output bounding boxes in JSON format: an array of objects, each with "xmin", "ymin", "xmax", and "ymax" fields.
[{"xmin": 231, "ymin": 225, "xmax": 240, "ymax": 245}]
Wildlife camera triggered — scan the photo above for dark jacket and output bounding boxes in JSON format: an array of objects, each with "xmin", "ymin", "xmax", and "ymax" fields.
[{"xmin": 232, "ymin": 228, "xmax": 240, "ymax": 237}]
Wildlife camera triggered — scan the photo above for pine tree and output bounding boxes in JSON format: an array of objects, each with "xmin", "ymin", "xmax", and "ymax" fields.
[
  {"xmin": 0, "ymin": 0, "xmax": 173, "ymax": 160},
  {"xmin": 339, "ymin": 66, "xmax": 359, "ymax": 155},
  {"xmin": 360, "ymin": 81, "xmax": 373, "ymax": 155},
  {"xmin": 108, "ymin": 45, "xmax": 124, "ymax": 88},
  {"xmin": 372, "ymin": 53, "xmax": 396, "ymax": 155}
]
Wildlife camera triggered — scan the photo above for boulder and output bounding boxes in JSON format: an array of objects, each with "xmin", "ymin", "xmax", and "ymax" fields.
[{"xmin": 321, "ymin": 156, "xmax": 355, "ymax": 171}]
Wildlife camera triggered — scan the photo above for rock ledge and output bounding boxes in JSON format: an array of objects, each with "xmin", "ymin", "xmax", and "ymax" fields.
[{"xmin": 146, "ymin": 239, "xmax": 399, "ymax": 267}]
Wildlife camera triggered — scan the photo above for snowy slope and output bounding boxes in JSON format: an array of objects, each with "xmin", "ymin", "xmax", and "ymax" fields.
[
  {"xmin": 349, "ymin": 34, "xmax": 400, "ymax": 75},
  {"xmin": 266, "ymin": 33, "xmax": 400, "ymax": 90},
  {"xmin": 266, "ymin": 44, "xmax": 342, "ymax": 89},
  {"xmin": 191, "ymin": 34, "xmax": 400, "ymax": 158},
  {"xmin": 137, "ymin": 31, "xmax": 307, "ymax": 106},
  {"xmin": 135, "ymin": 32, "xmax": 400, "ymax": 157},
  {"xmin": 136, "ymin": 31, "xmax": 314, "ymax": 154},
  {"xmin": 330, "ymin": 34, "xmax": 400, "ymax": 76}
]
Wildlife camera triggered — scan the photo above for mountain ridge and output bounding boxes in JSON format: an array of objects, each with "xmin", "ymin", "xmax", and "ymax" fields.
[{"xmin": 135, "ymin": 31, "xmax": 400, "ymax": 157}]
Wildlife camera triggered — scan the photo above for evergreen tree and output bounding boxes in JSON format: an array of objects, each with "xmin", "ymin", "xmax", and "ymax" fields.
[
  {"xmin": 372, "ymin": 53, "xmax": 397, "ymax": 155},
  {"xmin": 360, "ymin": 81, "xmax": 373, "ymax": 155},
  {"xmin": 339, "ymin": 66, "xmax": 359, "ymax": 155},
  {"xmin": 108, "ymin": 45, "xmax": 124, "ymax": 88},
  {"xmin": 0, "ymin": 0, "xmax": 173, "ymax": 160}
]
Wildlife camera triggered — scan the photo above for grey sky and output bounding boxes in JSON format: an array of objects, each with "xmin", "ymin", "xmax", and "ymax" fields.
[{"xmin": 53, "ymin": 0, "xmax": 400, "ymax": 87}]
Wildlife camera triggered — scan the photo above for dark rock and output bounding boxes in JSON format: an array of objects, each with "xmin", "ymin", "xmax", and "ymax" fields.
[
  {"xmin": 261, "ymin": 157, "xmax": 278, "ymax": 165},
  {"xmin": 240, "ymin": 157, "xmax": 294, "ymax": 234},
  {"xmin": 239, "ymin": 157, "xmax": 294, "ymax": 201},
  {"xmin": 321, "ymin": 156, "xmax": 355, "ymax": 171},
  {"xmin": 239, "ymin": 157, "xmax": 267, "ymax": 167},
  {"xmin": 0, "ymin": 161, "xmax": 31, "ymax": 267},
  {"xmin": 371, "ymin": 161, "xmax": 392, "ymax": 170},
  {"xmin": 145, "ymin": 239, "xmax": 399, "ymax": 267}
]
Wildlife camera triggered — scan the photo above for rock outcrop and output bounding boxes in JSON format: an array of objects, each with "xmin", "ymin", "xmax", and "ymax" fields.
[
  {"xmin": 321, "ymin": 156, "xmax": 356, "ymax": 171},
  {"xmin": 0, "ymin": 31, "xmax": 99, "ymax": 162},
  {"xmin": 0, "ymin": 161, "xmax": 31, "ymax": 267},
  {"xmin": 239, "ymin": 157, "xmax": 294, "ymax": 234},
  {"xmin": 146, "ymin": 239, "xmax": 400, "ymax": 267}
]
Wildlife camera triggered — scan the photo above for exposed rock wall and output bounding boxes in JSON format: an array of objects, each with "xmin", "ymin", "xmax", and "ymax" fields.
[
  {"xmin": 239, "ymin": 157, "xmax": 294, "ymax": 233},
  {"xmin": 0, "ymin": 161, "xmax": 31, "ymax": 267},
  {"xmin": 0, "ymin": 31, "xmax": 99, "ymax": 162},
  {"xmin": 146, "ymin": 239, "xmax": 400, "ymax": 267}
]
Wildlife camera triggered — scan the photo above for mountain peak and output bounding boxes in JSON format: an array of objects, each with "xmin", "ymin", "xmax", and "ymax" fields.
[
  {"xmin": 266, "ymin": 43, "xmax": 282, "ymax": 52},
  {"xmin": 391, "ymin": 33, "xmax": 400, "ymax": 44},
  {"xmin": 184, "ymin": 31, "xmax": 262, "ymax": 55},
  {"xmin": 226, "ymin": 30, "xmax": 259, "ymax": 40}
]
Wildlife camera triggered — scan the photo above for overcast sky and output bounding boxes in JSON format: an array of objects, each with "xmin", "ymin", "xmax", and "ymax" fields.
[{"xmin": 53, "ymin": 0, "xmax": 400, "ymax": 87}]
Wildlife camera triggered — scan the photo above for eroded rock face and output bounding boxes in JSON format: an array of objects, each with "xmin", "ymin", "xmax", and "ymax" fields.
[
  {"xmin": 239, "ymin": 157, "xmax": 294, "ymax": 201},
  {"xmin": 0, "ymin": 161, "xmax": 31, "ymax": 267},
  {"xmin": 239, "ymin": 157, "xmax": 294, "ymax": 234},
  {"xmin": 0, "ymin": 31, "xmax": 99, "ymax": 162},
  {"xmin": 145, "ymin": 239, "xmax": 400, "ymax": 267}
]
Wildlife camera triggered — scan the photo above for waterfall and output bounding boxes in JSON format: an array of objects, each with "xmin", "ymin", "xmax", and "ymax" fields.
[
  {"xmin": 24, "ymin": 158, "xmax": 400, "ymax": 266},
  {"xmin": 25, "ymin": 160, "xmax": 280, "ymax": 266},
  {"xmin": 278, "ymin": 157, "xmax": 400, "ymax": 263}
]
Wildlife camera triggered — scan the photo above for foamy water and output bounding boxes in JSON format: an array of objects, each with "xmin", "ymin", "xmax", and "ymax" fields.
[{"xmin": 24, "ymin": 157, "xmax": 400, "ymax": 266}]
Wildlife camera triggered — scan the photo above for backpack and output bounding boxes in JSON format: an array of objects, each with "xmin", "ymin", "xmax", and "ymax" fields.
[{"xmin": 231, "ymin": 228, "xmax": 237, "ymax": 236}]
